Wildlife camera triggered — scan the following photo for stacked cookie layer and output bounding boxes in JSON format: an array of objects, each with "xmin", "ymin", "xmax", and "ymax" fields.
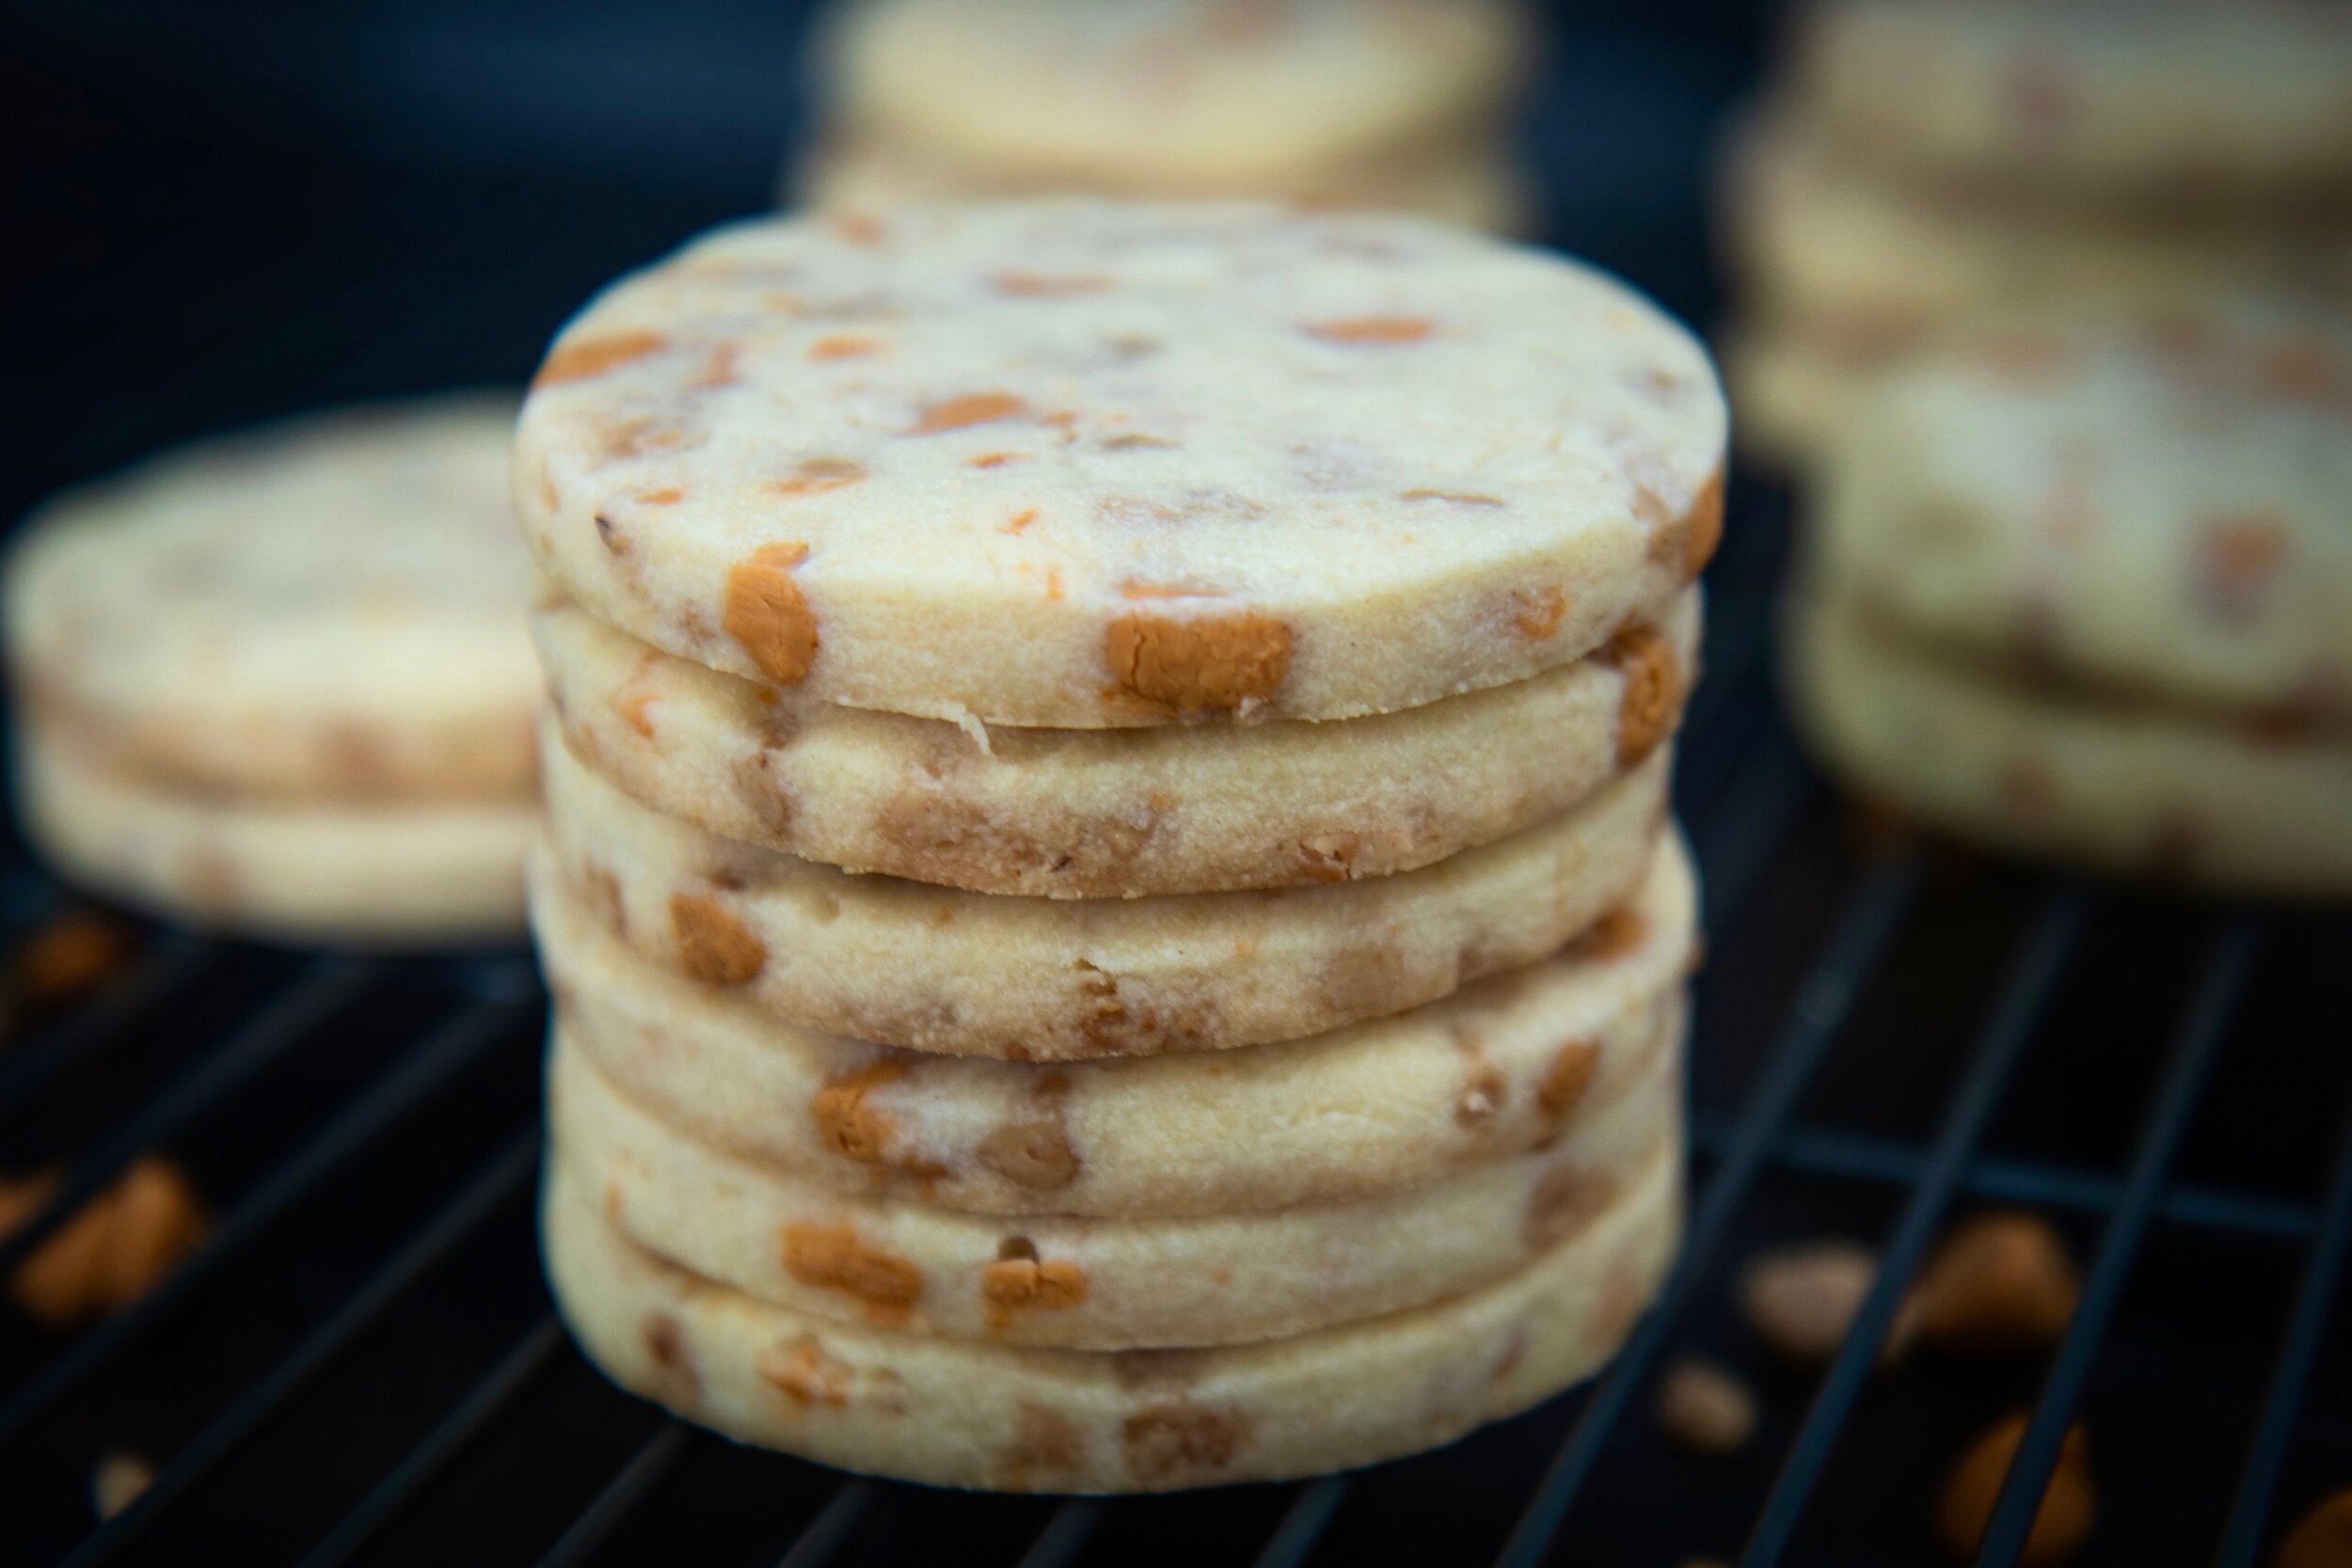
[
  {"xmin": 1721, "ymin": 0, "xmax": 2352, "ymax": 465},
  {"xmin": 519, "ymin": 200, "xmax": 1725, "ymax": 1490},
  {"xmin": 795, "ymin": 0, "xmax": 1533, "ymax": 233},
  {"xmin": 1788, "ymin": 304, "xmax": 2352, "ymax": 895},
  {"xmin": 4, "ymin": 399, "xmax": 541, "ymax": 943}
]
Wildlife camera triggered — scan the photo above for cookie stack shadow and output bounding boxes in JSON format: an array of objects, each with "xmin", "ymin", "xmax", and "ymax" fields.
[{"xmin": 517, "ymin": 201, "xmax": 1725, "ymax": 1491}]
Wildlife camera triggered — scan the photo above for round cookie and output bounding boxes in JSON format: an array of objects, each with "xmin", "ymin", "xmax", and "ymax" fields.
[
  {"xmin": 537, "ymin": 831, "xmax": 1693, "ymax": 1217},
  {"xmin": 1787, "ymin": 595, "xmax": 2352, "ymax": 895},
  {"xmin": 17, "ymin": 725, "xmax": 535, "ymax": 943},
  {"xmin": 1791, "ymin": 0, "xmax": 2352, "ymax": 200},
  {"xmin": 515, "ymin": 200, "xmax": 1724, "ymax": 729},
  {"xmin": 795, "ymin": 126, "xmax": 1532, "ymax": 236},
  {"xmin": 818, "ymin": 0, "xmax": 1528, "ymax": 193},
  {"xmin": 1720, "ymin": 325, "xmax": 1873, "ymax": 469},
  {"xmin": 1723, "ymin": 114, "xmax": 2352, "ymax": 349},
  {"xmin": 1811, "ymin": 304, "xmax": 2352, "ymax": 726},
  {"xmin": 534, "ymin": 590, "xmax": 1694, "ymax": 896},
  {"xmin": 6, "ymin": 397, "xmax": 538, "ymax": 801},
  {"xmin": 541, "ymin": 718, "xmax": 1672, "ymax": 1058},
  {"xmin": 556, "ymin": 1029, "xmax": 1677, "ymax": 1349},
  {"xmin": 541, "ymin": 1146, "xmax": 1678, "ymax": 1492}
]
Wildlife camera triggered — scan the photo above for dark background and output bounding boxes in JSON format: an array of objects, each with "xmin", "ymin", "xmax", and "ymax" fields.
[{"xmin": 5, "ymin": 5, "xmax": 2352, "ymax": 1567}]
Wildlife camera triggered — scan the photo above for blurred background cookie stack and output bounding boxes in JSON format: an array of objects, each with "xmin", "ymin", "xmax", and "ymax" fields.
[
  {"xmin": 3, "ymin": 399, "xmax": 541, "ymax": 944},
  {"xmin": 1788, "ymin": 303, "xmax": 2352, "ymax": 895},
  {"xmin": 1720, "ymin": 0, "xmax": 2352, "ymax": 467},
  {"xmin": 794, "ymin": 0, "xmax": 1535, "ymax": 233},
  {"xmin": 519, "ymin": 199, "xmax": 1724, "ymax": 1489}
]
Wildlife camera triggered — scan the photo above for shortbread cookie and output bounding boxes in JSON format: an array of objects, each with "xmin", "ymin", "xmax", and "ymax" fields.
[
  {"xmin": 1787, "ymin": 597, "xmax": 2352, "ymax": 895},
  {"xmin": 1792, "ymin": 0, "xmax": 2352, "ymax": 199},
  {"xmin": 6, "ymin": 397, "xmax": 537, "ymax": 801},
  {"xmin": 17, "ymin": 726, "xmax": 535, "ymax": 942},
  {"xmin": 542, "ymin": 1145, "xmax": 1678, "ymax": 1491},
  {"xmin": 797, "ymin": 125, "xmax": 1531, "ymax": 235},
  {"xmin": 536, "ymin": 591, "xmax": 1693, "ymax": 896},
  {"xmin": 1724, "ymin": 116, "xmax": 2352, "ymax": 349},
  {"xmin": 818, "ymin": 0, "xmax": 1527, "ymax": 194},
  {"xmin": 1720, "ymin": 325, "xmax": 1871, "ymax": 467},
  {"xmin": 515, "ymin": 201, "xmax": 1724, "ymax": 728},
  {"xmin": 541, "ymin": 720, "xmax": 1670, "ymax": 1057},
  {"xmin": 1812, "ymin": 305, "xmax": 2352, "ymax": 726},
  {"xmin": 556, "ymin": 1032, "xmax": 1676, "ymax": 1349},
  {"xmin": 538, "ymin": 831, "xmax": 1693, "ymax": 1217}
]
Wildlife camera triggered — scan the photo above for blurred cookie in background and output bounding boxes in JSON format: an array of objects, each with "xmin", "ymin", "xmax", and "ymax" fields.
[
  {"xmin": 1719, "ymin": 0, "xmax": 2352, "ymax": 468},
  {"xmin": 1786, "ymin": 303, "xmax": 2352, "ymax": 895},
  {"xmin": 794, "ymin": 0, "xmax": 1534, "ymax": 232},
  {"xmin": 5, "ymin": 397, "xmax": 540, "ymax": 943}
]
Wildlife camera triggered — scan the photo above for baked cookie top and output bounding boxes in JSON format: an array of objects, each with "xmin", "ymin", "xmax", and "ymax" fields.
[
  {"xmin": 7, "ymin": 397, "xmax": 540, "ymax": 799},
  {"xmin": 1792, "ymin": 0, "xmax": 2352, "ymax": 198},
  {"xmin": 515, "ymin": 200, "xmax": 1724, "ymax": 727},
  {"xmin": 1815, "ymin": 301, "xmax": 2352, "ymax": 727},
  {"xmin": 822, "ymin": 0, "xmax": 1528, "ymax": 186}
]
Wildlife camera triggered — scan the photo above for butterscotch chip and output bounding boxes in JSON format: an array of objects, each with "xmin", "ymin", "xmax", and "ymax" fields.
[
  {"xmin": 1602, "ymin": 624, "xmax": 1680, "ymax": 766},
  {"xmin": 1934, "ymin": 1413, "xmax": 2094, "ymax": 1567},
  {"xmin": 1654, "ymin": 1356, "xmax": 1756, "ymax": 1454},
  {"xmin": 1894, "ymin": 1212, "xmax": 2079, "ymax": 1354},
  {"xmin": 779, "ymin": 1223, "xmax": 923, "ymax": 1321},
  {"xmin": 1738, "ymin": 1239, "xmax": 1877, "ymax": 1363},
  {"xmin": 722, "ymin": 543, "xmax": 818, "ymax": 686},
  {"xmin": 515, "ymin": 201, "xmax": 1724, "ymax": 728},
  {"xmin": 669, "ymin": 891, "xmax": 767, "ymax": 987},
  {"xmin": 2278, "ymin": 1489, "xmax": 2352, "ymax": 1568}
]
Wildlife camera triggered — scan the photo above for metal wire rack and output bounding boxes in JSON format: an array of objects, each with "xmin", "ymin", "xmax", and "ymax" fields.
[{"xmin": 4, "ymin": 26, "xmax": 2350, "ymax": 1565}]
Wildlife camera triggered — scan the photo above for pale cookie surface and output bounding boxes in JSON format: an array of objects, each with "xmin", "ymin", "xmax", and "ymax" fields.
[
  {"xmin": 542, "ymin": 719, "xmax": 1670, "ymax": 1057},
  {"xmin": 557, "ymin": 1031, "xmax": 1677, "ymax": 1348},
  {"xmin": 538, "ymin": 831, "xmax": 1693, "ymax": 1217},
  {"xmin": 515, "ymin": 200, "xmax": 1724, "ymax": 727},
  {"xmin": 1812, "ymin": 305, "xmax": 2352, "ymax": 726},
  {"xmin": 1720, "ymin": 325, "xmax": 1872, "ymax": 469},
  {"xmin": 18, "ymin": 724, "xmax": 534, "ymax": 942},
  {"xmin": 1788, "ymin": 595, "xmax": 2352, "ymax": 895},
  {"xmin": 796, "ymin": 125, "xmax": 1531, "ymax": 235},
  {"xmin": 536, "ymin": 590, "xmax": 1694, "ymax": 896},
  {"xmin": 1724, "ymin": 115, "xmax": 2352, "ymax": 347},
  {"xmin": 6, "ymin": 397, "xmax": 539, "ymax": 801},
  {"xmin": 821, "ymin": 0, "xmax": 1526, "ymax": 189},
  {"xmin": 542, "ymin": 1147, "xmax": 1678, "ymax": 1491},
  {"xmin": 1792, "ymin": 0, "xmax": 2352, "ymax": 198}
]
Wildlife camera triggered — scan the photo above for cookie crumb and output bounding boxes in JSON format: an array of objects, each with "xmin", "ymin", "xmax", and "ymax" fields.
[
  {"xmin": 1934, "ymin": 1413, "xmax": 2094, "ymax": 1567},
  {"xmin": 2277, "ymin": 1488, "xmax": 2352, "ymax": 1568},
  {"xmin": 1894, "ymin": 1212, "xmax": 2078, "ymax": 1355},
  {"xmin": 90, "ymin": 1450, "xmax": 154, "ymax": 1521},
  {"xmin": 1739, "ymin": 1240, "xmax": 1877, "ymax": 1363},
  {"xmin": 1655, "ymin": 1357, "xmax": 1757, "ymax": 1455},
  {"xmin": 5, "ymin": 1156, "xmax": 208, "ymax": 1327}
]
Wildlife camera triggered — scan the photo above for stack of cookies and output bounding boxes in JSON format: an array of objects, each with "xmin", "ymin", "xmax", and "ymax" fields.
[
  {"xmin": 520, "ymin": 200, "xmax": 1724, "ymax": 1490},
  {"xmin": 794, "ymin": 0, "xmax": 1533, "ymax": 234},
  {"xmin": 1788, "ymin": 302, "xmax": 2352, "ymax": 895},
  {"xmin": 4, "ymin": 399, "xmax": 541, "ymax": 943},
  {"xmin": 1721, "ymin": 0, "xmax": 2352, "ymax": 466}
]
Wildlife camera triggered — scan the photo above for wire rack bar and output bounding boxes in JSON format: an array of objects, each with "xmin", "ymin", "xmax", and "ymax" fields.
[
  {"xmin": 1014, "ymin": 1500, "xmax": 1103, "ymax": 1568},
  {"xmin": 1692, "ymin": 734, "xmax": 1813, "ymax": 934},
  {"xmin": 771, "ymin": 1479, "xmax": 880, "ymax": 1568},
  {"xmin": 0, "ymin": 1001, "xmax": 532, "ymax": 1448},
  {"xmin": 1692, "ymin": 1118, "xmax": 2318, "ymax": 1241},
  {"xmin": 1973, "ymin": 917, "xmax": 2260, "ymax": 1568},
  {"xmin": 2210, "ymin": 1041, "xmax": 2352, "ymax": 1568},
  {"xmin": 59, "ymin": 1131, "xmax": 540, "ymax": 1568},
  {"xmin": 1739, "ymin": 888, "xmax": 2090, "ymax": 1567},
  {"xmin": 1250, "ymin": 1477, "xmax": 1348, "ymax": 1568},
  {"xmin": 532, "ymin": 1420, "xmax": 691, "ymax": 1568},
  {"xmin": 294, "ymin": 1316, "xmax": 566, "ymax": 1568},
  {"xmin": 0, "ymin": 936, "xmax": 209, "ymax": 1118},
  {"xmin": 0, "ymin": 958, "xmax": 380, "ymax": 1277},
  {"xmin": 1490, "ymin": 851, "xmax": 1925, "ymax": 1568}
]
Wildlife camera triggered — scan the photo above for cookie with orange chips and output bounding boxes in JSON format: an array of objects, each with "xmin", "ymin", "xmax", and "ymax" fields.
[
  {"xmin": 534, "ymin": 589, "xmax": 1694, "ymax": 896},
  {"xmin": 513, "ymin": 200, "xmax": 1724, "ymax": 731},
  {"xmin": 539, "ymin": 717, "xmax": 1672, "ymax": 1058},
  {"xmin": 543, "ymin": 1132, "xmax": 1678, "ymax": 1491},
  {"xmin": 4, "ymin": 398, "xmax": 541, "ymax": 941},
  {"xmin": 1810, "ymin": 304, "xmax": 2352, "ymax": 724},
  {"xmin": 554, "ymin": 1021, "xmax": 1676, "ymax": 1349},
  {"xmin": 536, "ymin": 829, "xmax": 1695, "ymax": 1218}
]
